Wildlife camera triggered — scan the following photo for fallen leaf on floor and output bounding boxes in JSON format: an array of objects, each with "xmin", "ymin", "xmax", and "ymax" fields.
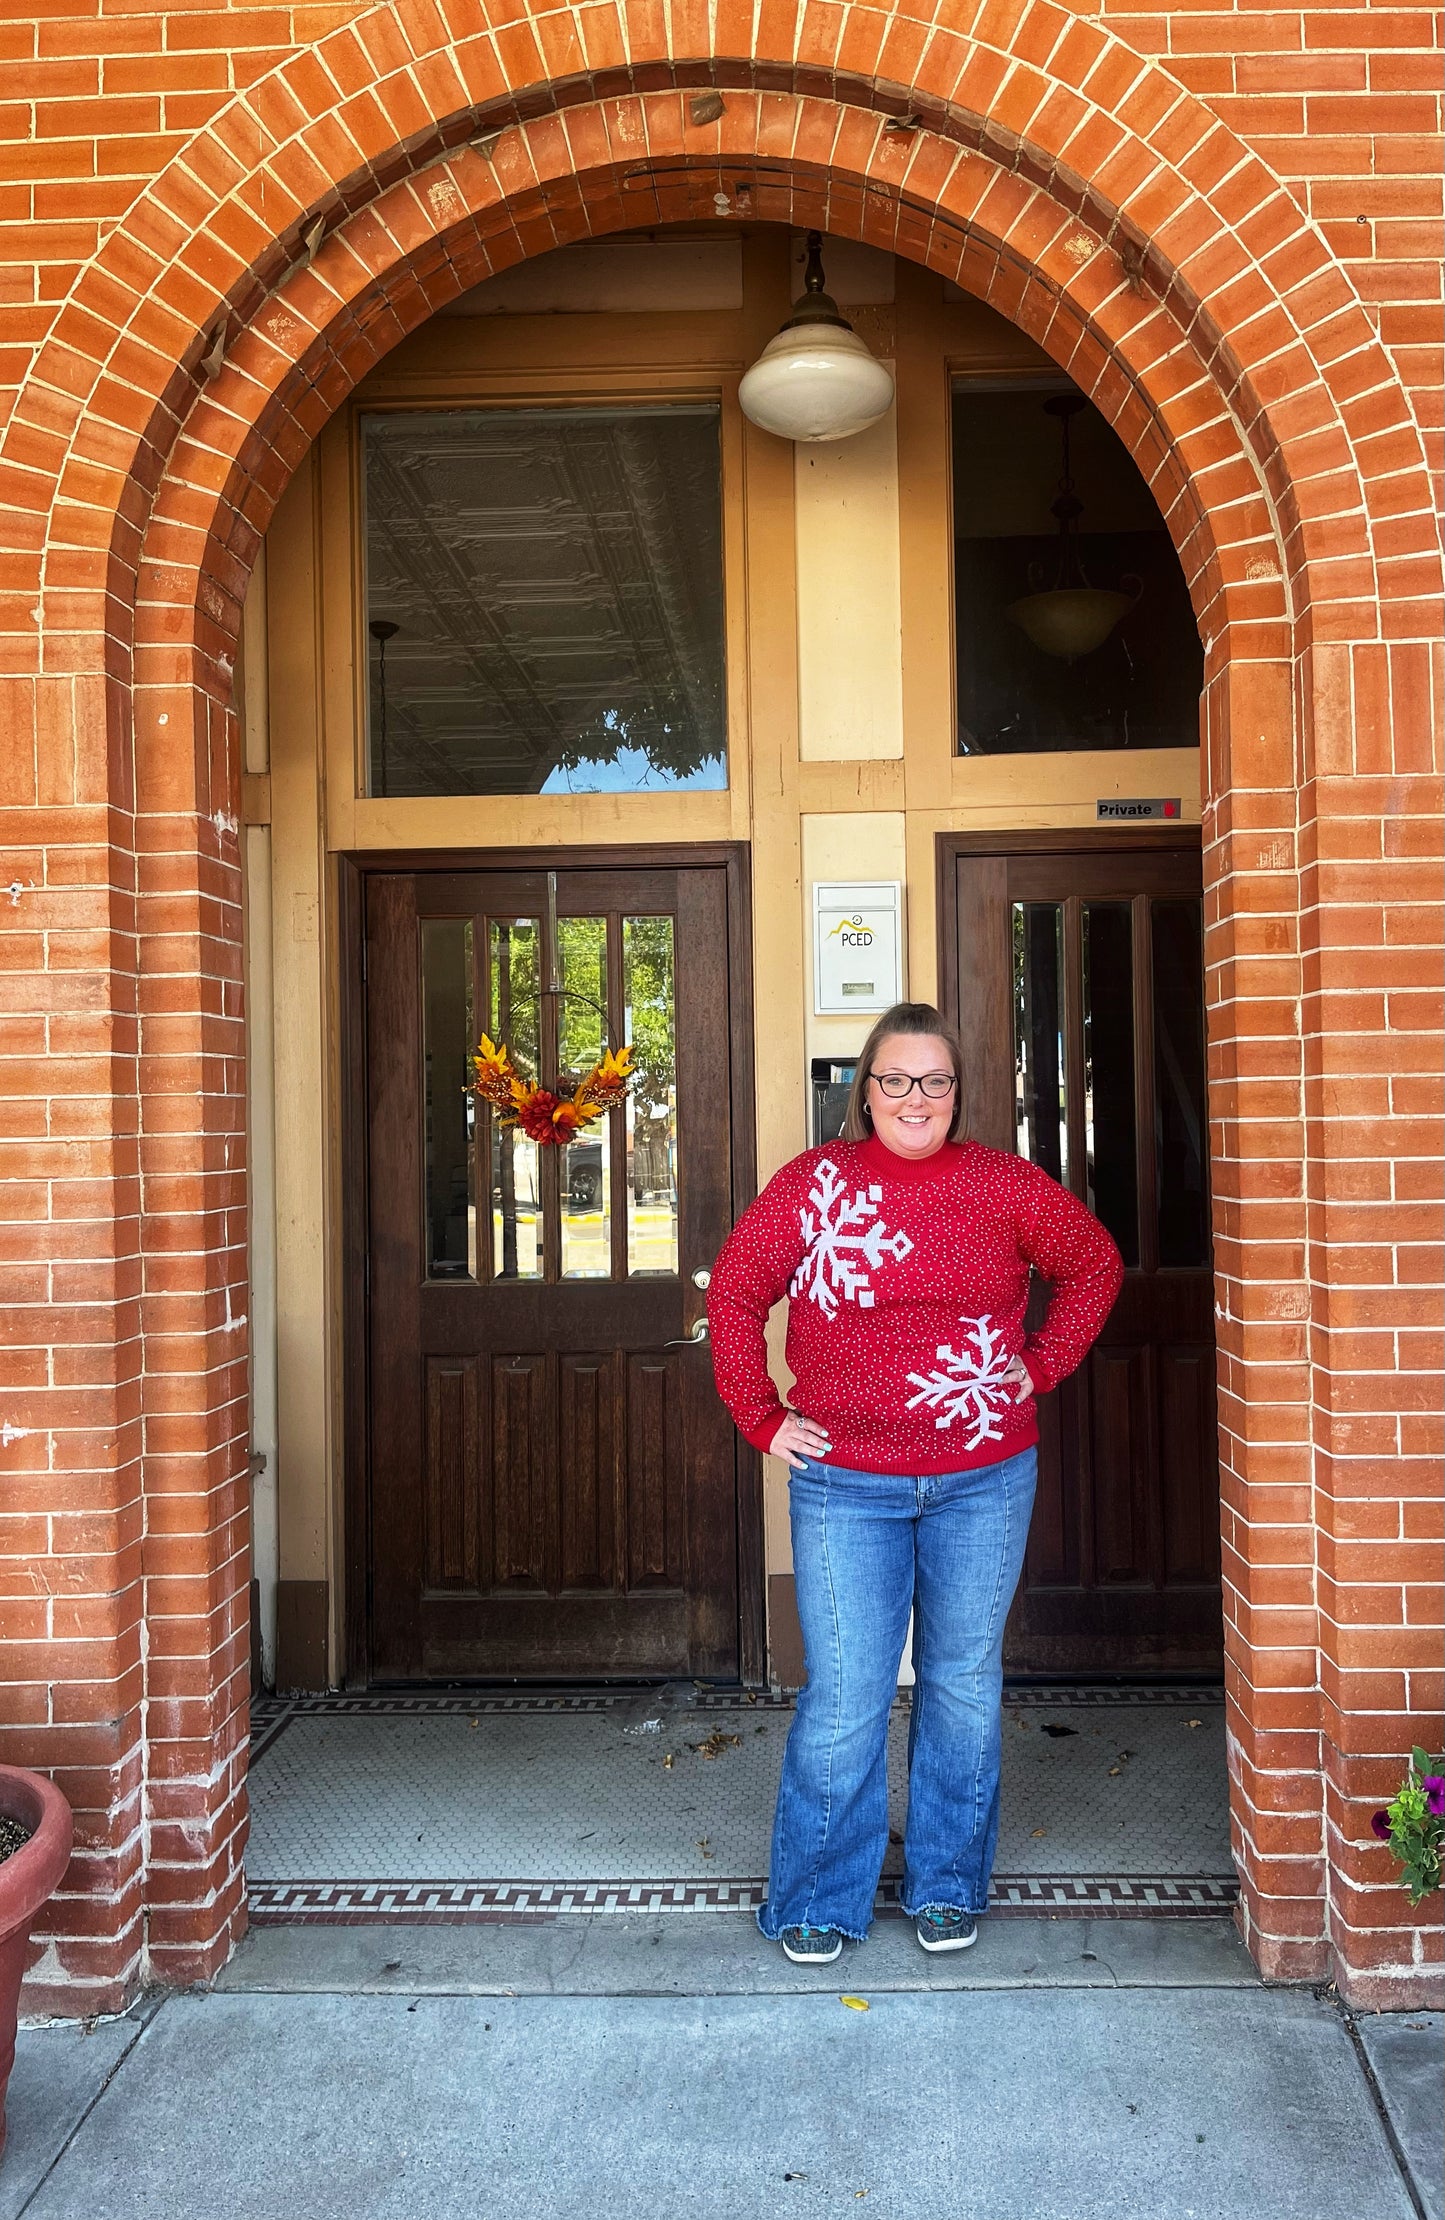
[
  {"xmin": 469, "ymin": 1719, "xmax": 478, "ymax": 1731},
  {"xmin": 855, "ymin": 2190, "xmax": 870, "ymax": 2200},
  {"xmin": 783, "ymin": 2172, "xmax": 808, "ymax": 2183},
  {"xmin": 1108, "ymin": 1766, "xmax": 1122, "ymax": 1777},
  {"xmin": 662, "ymin": 1752, "xmax": 675, "ymax": 1769},
  {"xmin": 755, "ymin": 1724, "xmax": 769, "ymax": 1735},
  {"xmin": 689, "ymin": 1730, "xmax": 744, "ymax": 1759},
  {"xmin": 746, "ymin": 1691, "xmax": 758, "ymax": 1704},
  {"xmin": 1031, "ymin": 1826, "xmax": 1047, "ymax": 1838},
  {"xmin": 1186, "ymin": 1718, "xmax": 1203, "ymax": 1728},
  {"xmin": 840, "ymin": 1995, "xmax": 870, "ymax": 2011},
  {"xmin": 697, "ymin": 1837, "xmax": 713, "ymax": 1858},
  {"xmin": 1040, "ymin": 1724, "xmax": 1078, "ymax": 1738},
  {"xmin": 888, "ymin": 1829, "xmax": 904, "ymax": 1845}
]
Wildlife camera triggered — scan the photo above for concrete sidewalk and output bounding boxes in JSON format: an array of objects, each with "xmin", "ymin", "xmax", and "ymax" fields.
[{"xmin": 3, "ymin": 1922, "xmax": 1439, "ymax": 2220}]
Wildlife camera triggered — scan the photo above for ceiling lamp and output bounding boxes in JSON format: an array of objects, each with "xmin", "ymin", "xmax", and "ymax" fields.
[
  {"xmin": 1007, "ymin": 394, "xmax": 1141, "ymax": 661},
  {"xmin": 738, "ymin": 232, "xmax": 895, "ymax": 443}
]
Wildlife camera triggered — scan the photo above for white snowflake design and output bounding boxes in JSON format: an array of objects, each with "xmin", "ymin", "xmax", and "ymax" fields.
[
  {"xmin": 905, "ymin": 1314, "xmax": 1015, "ymax": 1449},
  {"xmin": 789, "ymin": 1157, "xmax": 915, "ymax": 1321}
]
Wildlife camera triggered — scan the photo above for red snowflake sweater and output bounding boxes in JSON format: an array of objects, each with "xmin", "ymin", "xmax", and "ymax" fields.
[{"xmin": 707, "ymin": 1132, "xmax": 1123, "ymax": 1476}]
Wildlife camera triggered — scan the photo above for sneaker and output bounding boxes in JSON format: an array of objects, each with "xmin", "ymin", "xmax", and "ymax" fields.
[
  {"xmin": 914, "ymin": 1904, "xmax": 978, "ymax": 1954},
  {"xmin": 779, "ymin": 1923, "xmax": 845, "ymax": 1965}
]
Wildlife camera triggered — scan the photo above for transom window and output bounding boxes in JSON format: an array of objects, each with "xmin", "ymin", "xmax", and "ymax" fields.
[
  {"xmin": 362, "ymin": 405, "xmax": 727, "ymax": 797},
  {"xmin": 952, "ymin": 381, "xmax": 1204, "ymax": 756}
]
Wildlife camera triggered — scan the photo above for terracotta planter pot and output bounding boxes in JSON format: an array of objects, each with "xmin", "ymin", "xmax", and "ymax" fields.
[{"xmin": 0, "ymin": 1768, "xmax": 73, "ymax": 2158}]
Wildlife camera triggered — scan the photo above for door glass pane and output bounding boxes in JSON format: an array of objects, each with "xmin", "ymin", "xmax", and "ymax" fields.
[
  {"xmin": 421, "ymin": 919, "xmax": 475, "ymax": 1280},
  {"xmin": 558, "ymin": 916, "xmax": 612, "ymax": 1280},
  {"xmin": 362, "ymin": 407, "xmax": 727, "ymax": 797},
  {"xmin": 1083, "ymin": 903, "xmax": 1139, "ymax": 1267},
  {"xmin": 624, "ymin": 917, "xmax": 678, "ymax": 1276},
  {"xmin": 1013, "ymin": 903, "xmax": 1067, "ymax": 1186},
  {"xmin": 1153, "ymin": 900, "xmax": 1209, "ymax": 1266},
  {"xmin": 489, "ymin": 918, "xmax": 542, "ymax": 1280}
]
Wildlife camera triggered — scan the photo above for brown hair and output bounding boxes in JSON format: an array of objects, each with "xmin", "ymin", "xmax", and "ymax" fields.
[{"xmin": 841, "ymin": 1001, "xmax": 969, "ymax": 1144}]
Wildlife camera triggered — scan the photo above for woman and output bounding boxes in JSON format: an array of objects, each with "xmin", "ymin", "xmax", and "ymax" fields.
[{"xmin": 707, "ymin": 1002, "xmax": 1122, "ymax": 1963}]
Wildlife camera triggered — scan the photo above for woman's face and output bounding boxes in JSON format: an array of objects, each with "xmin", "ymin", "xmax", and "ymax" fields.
[{"xmin": 865, "ymin": 1032, "xmax": 958, "ymax": 1161}]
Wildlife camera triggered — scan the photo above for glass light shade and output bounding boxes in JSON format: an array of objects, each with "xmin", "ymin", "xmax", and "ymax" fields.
[
  {"xmin": 1006, "ymin": 585, "xmax": 1139, "ymax": 662},
  {"xmin": 738, "ymin": 323, "xmax": 895, "ymax": 443}
]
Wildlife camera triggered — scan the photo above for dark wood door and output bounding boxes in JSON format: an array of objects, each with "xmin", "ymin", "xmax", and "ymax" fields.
[
  {"xmin": 363, "ymin": 861, "xmax": 751, "ymax": 1682},
  {"xmin": 947, "ymin": 835, "xmax": 1222, "ymax": 1674}
]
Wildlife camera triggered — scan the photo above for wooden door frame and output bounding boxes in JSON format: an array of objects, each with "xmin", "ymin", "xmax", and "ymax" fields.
[
  {"xmin": 338, "ymin": 841, "xmax": 762, "ymax": 1688},
  {"xmin": 936, "ymin": 824, "xmax": 1219, "ymax": 1672},
  {"xmin": 935, "ymin": 826, "xmax": 1205, "ymax": 1035}
]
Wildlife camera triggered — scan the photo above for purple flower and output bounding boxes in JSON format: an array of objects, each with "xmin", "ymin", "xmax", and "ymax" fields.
[
  {"xmin": 1371, "ymin": 1809, "xmax": 1392, "ymax": 1841},
  {"xmin": 1423, "ymin": 1776, "xmax": 1445, "ymax": 1818}
]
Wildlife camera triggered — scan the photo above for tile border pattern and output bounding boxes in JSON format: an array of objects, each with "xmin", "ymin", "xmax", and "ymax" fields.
[
  {"xmin": 249, "ymin": 1681, "xmax": 1225, "ymax": 1752},
  {"xmin": 246, "ymin": 1874, "xmax": 1238, "ymax": 1923}
]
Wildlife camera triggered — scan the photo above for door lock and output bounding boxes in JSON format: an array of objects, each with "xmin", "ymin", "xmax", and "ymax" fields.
[
  {"xmin": 664, "ymin": 1318, "xmax": 710, "ymax": 1348},
  {"xmin": 691, "ymin": 1267, "xmax": 711, "ymax": 1290}
]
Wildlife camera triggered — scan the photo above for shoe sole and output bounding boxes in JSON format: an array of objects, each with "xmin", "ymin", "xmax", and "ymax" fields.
[
  {"xmin": 915, "ymin": 1925, "xmax": 978, "ymax": 1954},
  {"xmin": 781, "ymin": 1937, "xmax": 844, "ymax": 1965}
]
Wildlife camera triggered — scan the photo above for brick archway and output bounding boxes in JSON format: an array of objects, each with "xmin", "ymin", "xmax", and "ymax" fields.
[{"xmin": 4, "ymin": 7, "xmax": 1439, "ymax": 2017}]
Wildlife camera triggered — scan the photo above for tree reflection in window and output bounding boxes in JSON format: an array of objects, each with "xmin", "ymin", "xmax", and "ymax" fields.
[{"xmin": 363, "ymin": 407, "xmax": 726, "ymax": 797}]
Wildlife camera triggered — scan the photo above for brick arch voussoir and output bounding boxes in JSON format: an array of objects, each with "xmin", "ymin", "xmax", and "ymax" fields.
[
  {"xmin": 19, "ymin": 6, "xmax": 1434, "ymax": 653},
  {"xmin": 130, "ymin": 116, "xmax": 1293, "ymax": 733}
]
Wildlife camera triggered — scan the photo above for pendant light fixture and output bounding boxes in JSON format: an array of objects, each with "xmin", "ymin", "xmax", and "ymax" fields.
[
  {"xmin": 738, "ymin": 232, "xmax": 895, "ymax": 443},
  {"xmin": 1006, "ymin": 395, "xmax": 1141, "ymax": 661}
]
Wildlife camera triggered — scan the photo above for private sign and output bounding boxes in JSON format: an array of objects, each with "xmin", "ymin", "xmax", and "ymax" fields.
[{"xmin": 1096, "ymin": 798, "xmax": 1182, "ymax": 821}]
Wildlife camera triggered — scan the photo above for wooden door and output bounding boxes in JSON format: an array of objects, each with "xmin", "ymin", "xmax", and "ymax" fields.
[
  {"xmin": 361, "ymin": 860, "xmax": 753, "ymax": 1682},
  {"xmin": 946, "ymin": 835, "xmax": 1222, "ymax": 1674}
]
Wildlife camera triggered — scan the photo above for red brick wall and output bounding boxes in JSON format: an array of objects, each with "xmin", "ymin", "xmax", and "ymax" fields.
[{"xmin": 0, "ymin": 1, "xmax": 1439, "ymax": 2015}]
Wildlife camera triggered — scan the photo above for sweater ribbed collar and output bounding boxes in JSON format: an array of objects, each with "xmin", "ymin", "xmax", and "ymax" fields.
[{"xmin": 857, "ymin": 1132, "xmax": 968, "ymax": 1186}]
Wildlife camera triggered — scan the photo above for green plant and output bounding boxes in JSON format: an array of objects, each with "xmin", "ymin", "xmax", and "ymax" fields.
[{"xmin": 1371, "ymin": 1747, "xmax": 1444, "ymax": 1907}]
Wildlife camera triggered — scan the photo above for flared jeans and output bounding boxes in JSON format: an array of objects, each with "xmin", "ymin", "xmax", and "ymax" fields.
[{"xmin": 757, "ymin": 1446, "xmax": 1038, "ymax": 1941}]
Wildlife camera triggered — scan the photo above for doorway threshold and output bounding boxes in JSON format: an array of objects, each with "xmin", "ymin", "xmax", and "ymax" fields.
[{"xmin": 245, "ymin": 1684, "xmax": 1235, "ymax": 1927}]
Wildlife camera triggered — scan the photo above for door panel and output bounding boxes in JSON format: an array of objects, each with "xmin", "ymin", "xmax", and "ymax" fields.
[
  {"xmin": 950, "ymin": 836, "xmax": 1222, "ymax": 1674},
  {"xmin": 363, "ymin": 861, "xmax": 746, "ymax": 1682}
]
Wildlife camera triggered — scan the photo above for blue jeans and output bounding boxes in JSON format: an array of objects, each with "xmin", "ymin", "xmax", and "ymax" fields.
[{"xmin": 757, "ymin": 1447, "xmax": 1038, "ymax": 1940}]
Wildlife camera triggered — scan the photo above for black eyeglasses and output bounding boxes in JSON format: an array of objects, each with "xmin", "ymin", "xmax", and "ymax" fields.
[{"xmin": 869, "ymin": 1070, "xmax": 957, "ymax": 1100}]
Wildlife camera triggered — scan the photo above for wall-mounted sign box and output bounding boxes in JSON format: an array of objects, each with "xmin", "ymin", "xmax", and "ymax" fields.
[
  {"xmin": 812, "ymin": 882, "xmax": 903, "ymax": 1015},
  {"xmin": 1096, "ymin": 797, "xmax": 1181, "ymax": 822}
]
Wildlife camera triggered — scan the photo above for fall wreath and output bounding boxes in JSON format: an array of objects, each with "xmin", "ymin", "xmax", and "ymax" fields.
[{"xmin": 471, "ymin": 1033, "xmax": 636, "ymax": 1145}]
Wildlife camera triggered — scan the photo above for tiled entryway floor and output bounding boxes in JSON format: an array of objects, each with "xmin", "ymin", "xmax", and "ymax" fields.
[{"xmin": 246, "ymin": 1684, "xmax": 1236, "ymax": 1923}]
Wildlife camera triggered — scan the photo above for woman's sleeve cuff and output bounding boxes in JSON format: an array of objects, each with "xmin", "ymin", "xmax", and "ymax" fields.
[{"xmin": 745, "ymin": 1407, "xmax": 789, "ymax": 1455}]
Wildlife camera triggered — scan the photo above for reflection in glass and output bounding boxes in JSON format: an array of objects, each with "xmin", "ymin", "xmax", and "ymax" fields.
[
  {"xmin": 951, "ymin": 383, "xmax": 1203, "ymax": 756},
  {"xmin": 1153, "ymin": 900, "xmax": 1209, "ymax": 1266},
  {"xmin": 1083, "ymin": 903, "xmax": 1139, "ymax": 1266},
  {"xmin": 489, "ymin": 917, "xmax": 542, "ymax": 1279},
  {"xmin": 1013, "ymin": 903, "xmax": 1067, "ymax": 1186},
  {"xmin": 421, "ymin": 919, "xmax": 475, "ymax": 1279},
  {"xmin": 624, "ymin": 917, "xmax": 678, "ymax": 1276},
  {"xmin": 363, "ymin": 407, "xmax": 727, "ymax": 797},
  {"xmin": 559, "ymin": 916, "xmax": 611, "ymax": 1279}
]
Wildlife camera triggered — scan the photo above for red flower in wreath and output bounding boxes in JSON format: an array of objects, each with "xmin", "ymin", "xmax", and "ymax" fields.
[{"xmin": 471, "ymin": 1034, "xmax": 636, "ymax": 1144}]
